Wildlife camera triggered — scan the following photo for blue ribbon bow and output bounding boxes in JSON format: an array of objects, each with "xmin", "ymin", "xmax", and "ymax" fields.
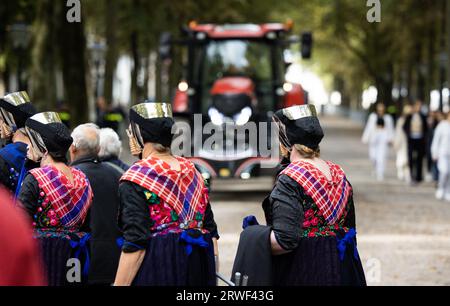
[
  {"xmin": 336, "ymin": 228, "xmax": 360, "ymax": 262},
  {"xmin": 116, "ymin": 237, "xmax": 145, "ymax": 251},
  {"xmin": 179, "ymin": 231, "xmax": 209, "ymax": 256},
  {"xmin": 242, "ymin": 215, "xmax": 259, "ymax": 230},
  {"xmin": 14, "ymin": 158, "xmax": 27, "ymax": 203},
  {"xmin": 116, "ymin": 237, "xmax": 124, "ymax": 248},
  {"xmin": 70, "ymin": 233, "xmax": 91, "ymax": 277}
]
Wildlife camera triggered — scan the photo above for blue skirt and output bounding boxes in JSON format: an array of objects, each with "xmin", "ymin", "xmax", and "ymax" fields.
[
  {"xmin": 132, "ymin": 232, "xmax": 216, "ymax": 286},
  {"xmin": 39, "ymin": 237, "xmax": 73, "ymax": 286},
  {"xmin": 272, "ymin": 233, "xmax": 366, "ymax": 286}
]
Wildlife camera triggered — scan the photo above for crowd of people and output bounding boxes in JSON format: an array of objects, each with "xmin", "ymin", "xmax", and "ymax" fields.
[
  {"xmin": 0, "ymin": 90, "xmax": 366, "ymax": 287},
  {"xmin": 362, "ymin": 100, "xmax": 450, "ymax": 202}
]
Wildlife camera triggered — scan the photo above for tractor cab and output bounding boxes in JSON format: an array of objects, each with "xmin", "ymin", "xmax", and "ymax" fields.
[{"xmin": 160, "ymin": 22, "xmax": 312, "ymax": 179}]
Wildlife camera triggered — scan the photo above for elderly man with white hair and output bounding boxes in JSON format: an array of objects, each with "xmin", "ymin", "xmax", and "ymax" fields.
[
  {"xmin": 98, "ymin": 128, "xmax": 129, "ymax": 172},
  {"xmin": 69, "ymin": 123, "xmax": 122, "ymax": 285}
]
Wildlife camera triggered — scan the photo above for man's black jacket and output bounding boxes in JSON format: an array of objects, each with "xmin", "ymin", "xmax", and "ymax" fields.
[{"xmin": 71, "ymin": 155, "xmax": 122, "ymax": 285}]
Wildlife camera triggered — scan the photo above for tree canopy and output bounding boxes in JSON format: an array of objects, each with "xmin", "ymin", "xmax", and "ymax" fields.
[{"xmin": 0, "ymin": 0, "xmax": 448, "ymax": 124}]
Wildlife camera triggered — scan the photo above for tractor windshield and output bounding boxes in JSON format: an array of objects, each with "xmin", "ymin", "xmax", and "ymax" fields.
[
  {"xmin": 195, "ymin": 39, "xmax": 277, "ymax": 114},
  {"xmin": 204, "ymin": 40, "xmax": 272, "ymax": 83}
]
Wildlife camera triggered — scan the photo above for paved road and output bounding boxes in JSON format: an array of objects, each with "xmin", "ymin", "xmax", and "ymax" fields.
[{"xmin": 211, "ymin": 115, "xmax": 450, "ymax": 286}]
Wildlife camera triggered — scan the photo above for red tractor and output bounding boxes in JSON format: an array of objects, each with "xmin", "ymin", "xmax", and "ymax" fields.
[{"xmin": 160, "ymin": 22, "xmax": 312, "ymax": 180}]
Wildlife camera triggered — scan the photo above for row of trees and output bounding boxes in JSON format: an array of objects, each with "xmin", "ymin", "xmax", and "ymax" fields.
[
  {"xmin": 279, "ymin": 0, "xmax": 450, "ymax": 111},
  {"xmin": 0, "ymin": 0, "xmax": 449, "ymax": 125},
  {"xmin": 1, "ymin": 0, "xmax": 278, "ymax": 124}
]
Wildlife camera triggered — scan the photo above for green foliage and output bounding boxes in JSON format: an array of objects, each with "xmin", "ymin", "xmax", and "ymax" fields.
[
  {"xmin": 273, "ymin": 0, "xmax": 448, "ymax": 106},
  {"xmin": 0, "ymin": 0, "xmax": 448, "ymax": 113}
]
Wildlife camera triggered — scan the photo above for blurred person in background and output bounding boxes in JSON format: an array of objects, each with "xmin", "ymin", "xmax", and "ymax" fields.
[
  {"xmin": 95, "ymin": 97, "xmax": 126, "ymax": 134},
  {"xmin": 403, "ymin": 100, "xmax": 429, "ymax": 184},
  {"xmin": 18, "ymin": 112, "xmax": 93, "ymax": 286},
  {"xmin": 57, "ymin": 102, "xmax": 72, "ymax": 129},
  {"xmin": 431, "ymin": 112, "xmax": 450, "ymax": 201},
  {"xmin": 99, "ymin": 128, "xmax": 129, "ymax": 172},
  {"xmin": 0, "ymin": 187, "xmax": 45, "ymax": 286},
  {"xmin": 393, "ymin": 105, "xmax": 412, "ymax": 183},
  {"xmin": 362, "ymin": 103, "xmax": 394, "ymax": 181},
  {"xmin": 0, "ymin": 91, "xmax": 37, "ymax": 197},
  {"xmin": 427, "ymin": 111, "xmax": 444, "ymax": 183},
  {"xmin": 70, "ymin": 123, "xmax": 122, "ymax": 286}
]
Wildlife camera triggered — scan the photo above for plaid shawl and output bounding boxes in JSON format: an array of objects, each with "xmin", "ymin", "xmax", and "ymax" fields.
[
  {"xmin": 120, "ymin": 156, "xmax": 206, "ymax": 221},
  {"xmin": 281, "ymin": 161, "xmax": 352, "ymax": 225},
  {"xmin": 30, "ymin": 166, "xmax": 93, "ymax": 228}
]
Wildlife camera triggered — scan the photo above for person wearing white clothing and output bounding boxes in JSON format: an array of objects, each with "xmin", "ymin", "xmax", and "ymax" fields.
[
  {"xmin": 431, "ymin": 113, "xmax": 450, "ymax": 201},
  {"xmin": 362, "ymin": 104, "xmax": 394, "ymax": 181},
  {"xmin": 393, "ymin": 105, "xmax": 412, "ymax": 183}
]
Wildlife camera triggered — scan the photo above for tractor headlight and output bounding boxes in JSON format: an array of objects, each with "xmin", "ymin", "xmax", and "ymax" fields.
[
  {"xmin": 283, "ymin": 82, "xmax": 294, "ymax": 93},
  {"xmin": 178, "ymin": 81, "xmax": 189, "ymax": 92},
  {"xmin": 234, "ymin": 106, "xmax": 252, "ymax": 126},
  {"xmin": 208, "ymin": 107, "xmax": 224, "ymax": 126}
]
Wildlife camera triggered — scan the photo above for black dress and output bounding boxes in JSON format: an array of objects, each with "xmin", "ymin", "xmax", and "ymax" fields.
[
  {"xmin": 118, "ymin": 181, "xmax": 218, "ymax": 286},
  {"xmin": 263, "ymin": 174, "xmax": 366, "ymax": 286}
]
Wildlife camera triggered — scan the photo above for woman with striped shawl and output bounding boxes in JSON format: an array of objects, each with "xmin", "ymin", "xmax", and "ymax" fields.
[
  {"xmin": 114, "ymin": 102, "xmax": 219, "ymax": 286},
  {"xmin": 264, "ymin": 105, "xmax": 366, "ymax": 286},
  {"xmin": 18, "ymin": 112, "xmax": 93, "ymax": 286}
]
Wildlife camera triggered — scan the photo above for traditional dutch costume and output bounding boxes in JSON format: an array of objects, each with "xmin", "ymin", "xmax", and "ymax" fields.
[
  {"xmin": 118, "ymin": 102, "xmax": 218, "ymax": 286},
  {"xmin": 18, "ymin": 112, "xmax": 93, "ymax": 286},
  {"xmin": 263, "ymin": 105, "xmax": 366, "ymax": 286},
  {"xmin": 0, "ymin": 91, "xmax": 37, "ymax": 196}
]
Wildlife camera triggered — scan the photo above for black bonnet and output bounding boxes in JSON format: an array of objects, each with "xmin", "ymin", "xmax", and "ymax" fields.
[
  {"xmin": 273, "ymin": 105, "xmax": 324, "ymax": 150},
  {"xmin": 0, "ymin": 91, "xmax": 37, "ymax": 129},
  {"xmin": 25, "ymin": 112, "xmax": 73, "ymax": 158},
  {"xmin": 129, "ymin": 102, "xmax": 174, "ymax": 148}
]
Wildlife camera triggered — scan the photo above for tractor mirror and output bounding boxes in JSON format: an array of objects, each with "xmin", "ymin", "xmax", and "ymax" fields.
[
  {"xmin": 301, "ymin": 32, "xmax": 313, "ymax": 59},
  {"xmin": 159, "ymin": 32, "xmax": 172, "ymax": 60}
]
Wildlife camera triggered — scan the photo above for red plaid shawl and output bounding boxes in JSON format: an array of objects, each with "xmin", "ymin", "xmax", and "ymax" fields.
[
  {"xmin": 30, "ymin": 166, "xmax": 93, "ymax": 228},
  {"xmin": 281, "ymin": 161, "xmax": 352, "ymax": 225},
  {"xmin": 120, "ymin": 156, "xmax": 206, "ymax": 221}
]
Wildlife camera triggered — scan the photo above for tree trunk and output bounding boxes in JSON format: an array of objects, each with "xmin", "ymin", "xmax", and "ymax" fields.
[
  {"xmin": 406, "ymin": 61, "xmax": 413, "ymax": 103},
  {"xmin": 130, "ymin": 30, "xmax": 140, "ymax": 104},
  {"xmin": 103, "ymin": 0, "xmax": 118, "ymax": 105},
  {"xmin": 2, "ymin": 64, "xmax": 10, "ymax": 93},
  {"xmin": 142, "ymin": 54, "xmax": 149, "ymax": 100},
  {"xmin": 31, "ymin": 0, "xmax": 58, "ymax": 111},
  {"xmin": 375, "ymin": 64, "xmax": 394, "ymax": 106},
  {"xmin": 425, "ymin": 2, "xmax": 437, "ymax": 106},
  {"xmin": 56, "ymin": 2, "xmax": 89, "ymax": 126},
  {"xmin": 439, "ymin": 0, "xmax": 447, "ymax": 111},
  {"xmin": 155, "ymin": 53, "xmax": 162, "ymax": 101},
  {"xmin": 447, "ymin": 0, "xmax": 450, "ymax": 88},
  {"xmin": 415, "ymin": 41, "xmax": 426, "ymax": 102},
  {"xmin": 167, "ymin": 44, "xmax": 183, "ymax": 103}
]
